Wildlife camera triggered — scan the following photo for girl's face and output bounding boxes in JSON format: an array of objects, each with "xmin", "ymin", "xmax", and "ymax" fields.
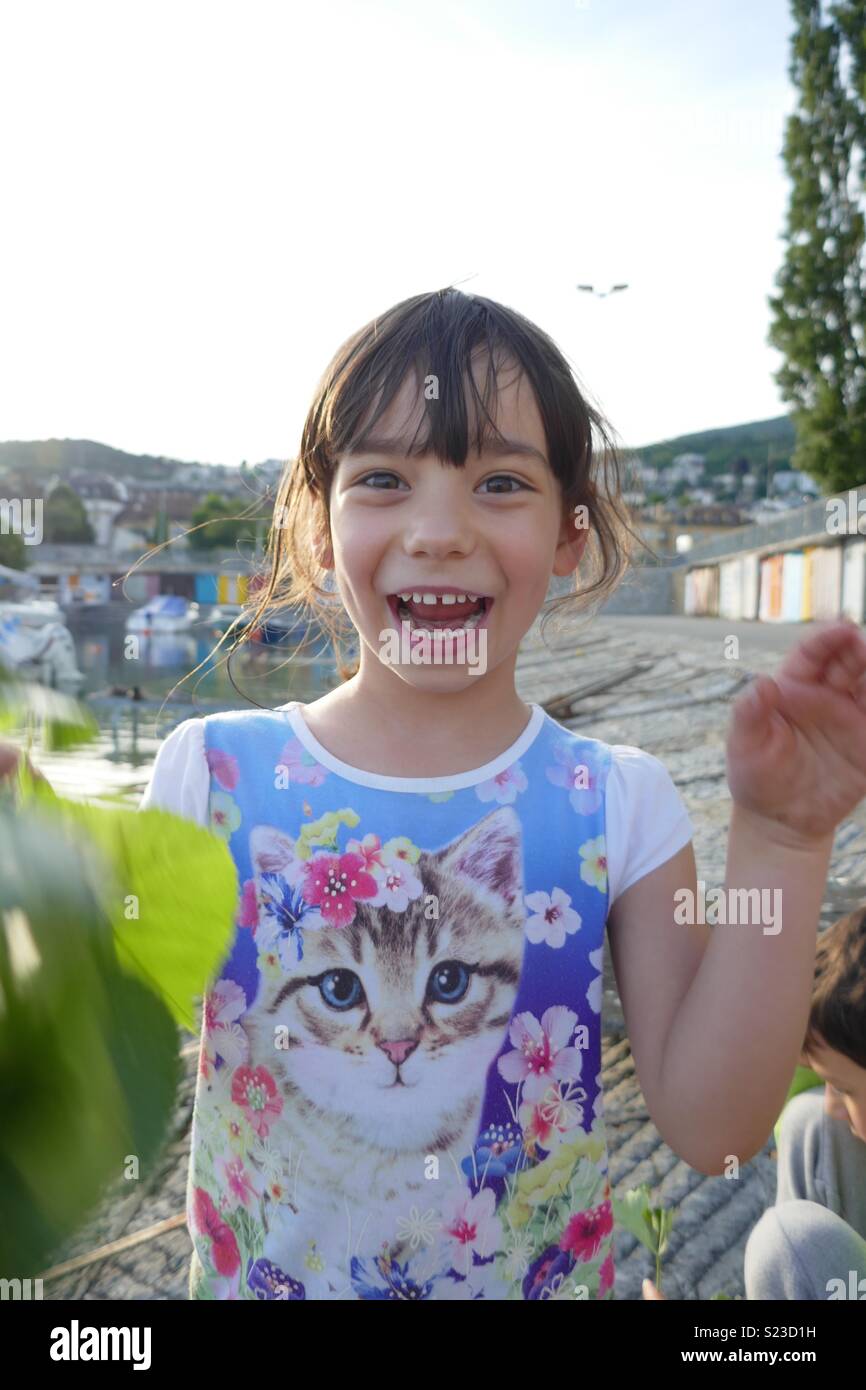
[{"xmin": 322, "ymin": 357, "xmax": 585, "ymax": 692}]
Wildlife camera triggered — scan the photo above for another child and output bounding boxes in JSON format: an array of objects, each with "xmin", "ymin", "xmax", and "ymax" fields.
[
  {"xmin": 744, "ymin": 907, "xmax": 866, "ymax": 1299},
  {"xmin": 139, "ymin": 286, "xmax": 866, "ymax": 1300}
]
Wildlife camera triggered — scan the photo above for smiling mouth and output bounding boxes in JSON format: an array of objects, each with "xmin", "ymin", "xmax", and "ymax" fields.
[{"xmin": 385, "ymin": 593, "xmax": 493, "ymax": 631}]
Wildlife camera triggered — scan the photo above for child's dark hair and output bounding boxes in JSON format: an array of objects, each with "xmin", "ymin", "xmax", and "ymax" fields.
[
  {"xmin": 237, "ymin": 286, "xmax": 640, "ymax": 681},
  {"xmin": 803, "ymin": 907, "xmax": 866, "ymax": 1070}
]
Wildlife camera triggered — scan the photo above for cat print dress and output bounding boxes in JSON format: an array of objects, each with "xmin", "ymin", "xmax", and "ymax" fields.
[{"xmin": 188, "ymin": 701, "xmax": 616, "ymax": 1301}]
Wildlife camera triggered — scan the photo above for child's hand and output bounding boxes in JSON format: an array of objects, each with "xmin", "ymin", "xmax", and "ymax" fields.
[
  {"xmin": 0, "ymin": 739, "xmax": 44, "ymax": 790},
  {"xmin": 726, "ymin": 620, "xmax": 866, "ymax": 845},
  {"xmin": 642, "ymin": 1278, "xmax": 667, "ymax": 1299}
]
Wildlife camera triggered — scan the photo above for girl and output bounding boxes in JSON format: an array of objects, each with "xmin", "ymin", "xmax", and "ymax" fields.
[{"xmin": 141, "ymin": 286, "xmax": 866, "ymax": 1301}]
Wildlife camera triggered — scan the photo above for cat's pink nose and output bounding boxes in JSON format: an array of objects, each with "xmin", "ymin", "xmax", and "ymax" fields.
[{"xmin": 377, "ymin": 1038, "xmax": 418, "ymax": 1066}]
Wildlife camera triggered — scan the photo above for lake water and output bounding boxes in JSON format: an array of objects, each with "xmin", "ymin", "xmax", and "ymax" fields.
[{"xmin": 25, "ymin": 606, "xmax": 341, "ymax": 804}]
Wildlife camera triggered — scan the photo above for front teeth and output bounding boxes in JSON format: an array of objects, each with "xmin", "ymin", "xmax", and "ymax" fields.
[{"xmin": 397, "ymin": 591, "xmax": 480, "ymax": 604}]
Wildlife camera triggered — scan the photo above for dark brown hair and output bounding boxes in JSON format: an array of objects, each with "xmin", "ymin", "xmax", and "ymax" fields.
[
  {"xmin": 803, "ymin": 906, "xmax": 866, "ymax": 1070},
  {"xmin": 217, "ymin": 286, "xmax": 642, "ymax": 685}
]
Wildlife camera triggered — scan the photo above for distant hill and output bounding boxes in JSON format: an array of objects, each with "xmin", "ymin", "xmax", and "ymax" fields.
[
  {"xmin": 632, "ymin": 415, "xmax": 796, "ymax": 477},
  {"xmin": 0, "ymin": 417, "xmax": 798, "ymax": 489},
  {"xmin": 0, "ymin": 439, "xmax": 185, "ymax": 482}
]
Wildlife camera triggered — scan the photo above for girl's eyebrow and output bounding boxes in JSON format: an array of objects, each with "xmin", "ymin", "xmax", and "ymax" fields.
[{"xmin": 347, "ymin": 435, "xmax": 548, "ymax": 466}]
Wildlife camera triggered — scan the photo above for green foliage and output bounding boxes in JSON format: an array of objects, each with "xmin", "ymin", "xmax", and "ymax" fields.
[
  {"xmin": 187, "ymin": 492, "xmax": 266, "ymax": 551},
  {"xmin": 43, "ymin": 483, "xmax": 94, "ymax": 544},
  {"xmin": 45, "ymin": 802, "xmax": 239, "ymax": 1031},
  {"xmin": 0, "ymin": 532, "xmax": 28, "ymax": 570},
  {"xmin": 637, "ymin": 417, "xmax": 796, "ymax": 478},
  {"xmin": 0, "ymin": 673, "xmax": 240, "ymax": 1275},
  {"xmin": 767, "ymin": 0, "xmax": 866, "ymax": 492},
  {"xmin": 0, "ymin": 675, "xmax": 100, "ymax": 750},
  {"xmin": 612, "ymin": 1184, "xmax": 675, "ymax": 1292}
]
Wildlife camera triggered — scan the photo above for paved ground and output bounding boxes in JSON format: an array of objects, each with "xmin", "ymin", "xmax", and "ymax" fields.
[{"xmin": 39, "ymin": 613, "xmax": 866, "ymax": 1300}]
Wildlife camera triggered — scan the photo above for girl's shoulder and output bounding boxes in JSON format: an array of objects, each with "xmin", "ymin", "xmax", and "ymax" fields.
[
  {"xmin": 595, "ymin": 740, "xmax": 694, "ymax": 907},
  {"xmin": 138, "ymin": 702, "xmax": 300, "ymax": 824}
]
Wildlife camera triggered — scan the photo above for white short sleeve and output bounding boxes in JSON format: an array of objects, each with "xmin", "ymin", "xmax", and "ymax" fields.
[
  {"xmin": 139, "ymin": 717, "xmax": 210, "ymax": 826},
  {"xmin": 605, "ymin": 745, "xmax": 693, "ymax": 907}
]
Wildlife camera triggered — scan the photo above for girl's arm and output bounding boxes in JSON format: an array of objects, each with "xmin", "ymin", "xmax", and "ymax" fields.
[{"xmin": 607, "ymin": 620, "xmax": 866, "ymax": 1176}]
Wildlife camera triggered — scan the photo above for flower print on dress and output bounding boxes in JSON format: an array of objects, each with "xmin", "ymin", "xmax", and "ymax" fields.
[
  {"xmin": 206, "ymin": 746, "xmax": 239, "ymax": 792},
  {"xmin": 440, "ymin": 1186, "xmax": 500, "ymax": 1275},
  {"xmin": 213, "ymin": 1151, "xmax": 265, "ymax": 1211},
  {"xmin": 519, "ymin": 1078, "xmax": 588, "ymax": 1155},
  {"xmin": 276, "ymin": 737, "xmax": 329, "ymax": 787},
  {"xmin": 247, "ymin": 1257, "xmax": 305, "ymax": 1300},
  {"xmin": 366, "ymin": 844, "xmax": 424, "ymax": 913},
  {"xmin": 593, "ymin": 1069, "xmax": 605, "ymax": 1122},
  {"xmin": 545, "ymin": 741, "xmax": 603, "ymax": 815},
  {"xmin": 524, "ymin": 887, "xmax": 582, "ymax": 948},
  {"xmin": 522, "ymin": 1244, "xmax": 578, "ymax": 1300},
  {"xmin": 191, "ymin": 1187, "xmax": 241, "ymax": 1294},
  {"xmin": 586, "ymin": 945, "xmax": 603, "ymax": 1013},
  {"xmin": 497, "ymin": 1006, "xmax": 583, "ymax": 1103},
  {"xmin": 231, "ymin": 1064, "xmax": 283, "ymax": 1139},
  {"xmin": 262, "ymin": 1210, "xmax": 344, "ymax": 1298},
  {"xmin": 579, "ymin": 835, "xmax": 607, "ymax": 893},
  {"xmin": 476, "ymin": 760, "xmax": 528, "ymax": 806},
  {"xmin": 599, "ymin": 1248, "xmax": 615, "ymax": 1297},
  {"xmin": 236, "ymin": 878, "xmax": 258, "ymax": 932},
  {"xmin": 560, "ymin": 1198, "xmax": 613, "ymax": 1263},
  {"xmin": 394, "ymin": 1205, "xmax": 440, "ymax": 1251},
  {"xmin": 209, "ymin": 789, "xmax": 241, "ymax": 841},
  {"xmin": 299, "ymin": 850, "xmax": 379, "ymax": 928},
  {"xmin": 350, "ymin": 1251, "xmax": 438, "ymax": 1301},
  {"xmin": 201, "ymin": 978, "xmax": 249, "ymax": 1080},
  {"xmin": 461, "ymin": 1121, "xmax": 522, "ymax": 1186},
  {"xmin": 257, "ymin": 871, "xmax": 326, "ymax": 967}
]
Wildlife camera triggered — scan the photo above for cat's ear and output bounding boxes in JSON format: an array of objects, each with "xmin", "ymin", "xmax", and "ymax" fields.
[
  {"xmin": 249, "ymin": 824, "xmax": 297, "ymax": 875},
  {"xmin": 436, "ymin": 806, "xmax": 524, "ymax": 909}
]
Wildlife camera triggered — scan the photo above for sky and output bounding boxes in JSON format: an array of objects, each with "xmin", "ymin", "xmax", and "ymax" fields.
[{"xmin": 0, "ymin": 0, "xmax": 802, "ymax": 466}]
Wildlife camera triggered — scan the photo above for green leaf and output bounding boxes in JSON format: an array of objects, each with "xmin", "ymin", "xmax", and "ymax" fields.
[
  {"xmin": 611, "ymin": 1185, "xmax": 676, "ymax": 1256},
  {"xmin": 37, "ymin": 801, "xmax": 239, "ymax": 1031},
  {"xmin": 0, "ymin": 809, "xmax": 180, "ymax": 1273},
  {"xmin": 0, "ymin": 680, "xmax": 99, "ymax": 750}
]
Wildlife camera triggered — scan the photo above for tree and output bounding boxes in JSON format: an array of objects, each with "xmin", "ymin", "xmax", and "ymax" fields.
[
  {"xmin": 188, "ymin": 493, "xmax": 264, "ymax": 551},
  {"xmin": 0, "ymin": 532, "xmax": 27, "ymax": 569},
  {"xmin": 767, "ymin": 0, "xmax": 866, "ymax": 492},
  {"xmin": 43, "ymin": 484, "xmax": 94, "ymax": 543}
]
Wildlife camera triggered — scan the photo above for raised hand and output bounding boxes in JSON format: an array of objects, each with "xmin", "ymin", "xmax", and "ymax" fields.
[{"xmin": 726, "ymin": 619, "xmax": 866, "ymax": 845}]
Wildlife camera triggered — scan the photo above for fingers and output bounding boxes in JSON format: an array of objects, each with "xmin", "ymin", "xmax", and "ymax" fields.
[
  {"xmin": 642, "ymin": 1278, "xmax": 666, "ymax": 1299},
  {"xmin": 729, "ymin": 675, "xmax": 787, "ymax": 749},
  {"xmin": 780, "ymin": 619, "xmax": 866, "ymax": 690}
]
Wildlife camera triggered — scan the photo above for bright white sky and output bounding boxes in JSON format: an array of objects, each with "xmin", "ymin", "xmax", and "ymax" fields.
[{"xmin": 0, "ymin": 0, "xmax": 800, "ymax": 466}]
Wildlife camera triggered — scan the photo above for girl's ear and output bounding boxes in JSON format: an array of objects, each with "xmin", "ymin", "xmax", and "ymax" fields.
[
  {"xmin": 311, "ymin": 523, "xmax": 334, "ymax": 570},
  {"xmin": 551, "ymin": 507, "xmax": 590, "ymax": 578}
]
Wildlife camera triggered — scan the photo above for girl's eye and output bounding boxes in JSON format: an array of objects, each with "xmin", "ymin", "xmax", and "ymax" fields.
[
  {"xmin": 359, "ymin": 471, "xmax": 406, "ymax": 489},
  {"xmin": 478, "ymin": 475, "xmax": 529, "ymax": 494}
]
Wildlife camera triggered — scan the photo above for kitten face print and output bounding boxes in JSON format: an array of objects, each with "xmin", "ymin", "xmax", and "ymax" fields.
[{"xmin": 244, "ymin": 808, "xmax": 527, "ymax": 1155}]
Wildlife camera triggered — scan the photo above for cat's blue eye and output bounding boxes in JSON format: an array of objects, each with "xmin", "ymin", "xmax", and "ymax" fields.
[
  {"xmin": 427, "ymin": 960, "xmax": 471, "ymax": 1004},
  {"xmin": 319, "ymin": 969, "xmax": 364, "ymax": 1011}
]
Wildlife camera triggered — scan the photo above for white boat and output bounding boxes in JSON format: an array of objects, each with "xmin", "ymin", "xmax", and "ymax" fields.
[
  {"xmin": 126, "ymin": 594, "xmax": 201, "ymax": 634},
  {"xmin": 0, "ymin": 564, "xmax": 85, "ymax": 691}
]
